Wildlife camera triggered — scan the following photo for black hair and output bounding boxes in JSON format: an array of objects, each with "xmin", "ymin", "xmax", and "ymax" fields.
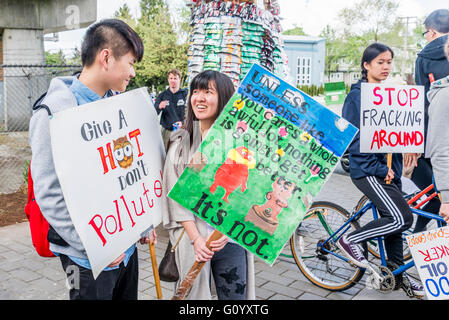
[
  {"xmin": 424, "ymin": 9, "xmax": 449, "ymax": 34},
  {"xmin": 360, "ymin": 43, "xmax": 394, "ymax": 82},
  {"xmin": 184, "ymin": 70, "xmax": 235, "ymax": 143},
  {"xmin": 81, "ymin": 19, "xmax": 144, "ymax": 67}
]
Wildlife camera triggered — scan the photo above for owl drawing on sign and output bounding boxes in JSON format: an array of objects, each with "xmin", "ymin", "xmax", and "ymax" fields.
[{"xmin": 113, "ymin": 136, "xmax": 133, "ymax": 169}]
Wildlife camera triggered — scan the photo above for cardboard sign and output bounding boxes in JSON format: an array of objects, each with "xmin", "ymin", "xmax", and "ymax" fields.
[
  {"xmin": 168, "ymin": 64, "xmax": 358, "ymax": 265},
  {"xmin": 50, "ymin": 88, "xmax": 165, "ymax": 278},
  {"xmin": 360, "ymin": 83, "xmax": 424, "ymax": 153},
  {"xmin": 407, "ymin": 226, "xmax": 449, "ymax": 300}
]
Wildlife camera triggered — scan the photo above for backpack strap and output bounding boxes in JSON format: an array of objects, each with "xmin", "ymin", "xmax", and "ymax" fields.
[
  {"xmin": 32, "ymin": 91, "xmax": 52, "ymax": 116},
  {"xmin": 32, "ymin": 92, "xmax": 47, "ymax": 110},
  {"xmin": 33, "ymin": 104, "xmax": 52, "ymax": 117}
]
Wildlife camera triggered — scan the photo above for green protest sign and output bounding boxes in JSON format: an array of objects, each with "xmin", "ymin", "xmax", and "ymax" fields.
[{"xmin": 169, "ymin": 64, "xmax": 357, "ymax": 265}]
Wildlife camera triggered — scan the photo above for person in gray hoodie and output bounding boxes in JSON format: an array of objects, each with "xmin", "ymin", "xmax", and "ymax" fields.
[
  {"xmin": 426, "ymin": 37, "xmax": 449, "ymax": 224},
  {"xmin": 404, "ymin": 9, "xmax": 449, "ymax": 233},
  {"xmin": 29, "ymin": 19, "xmax": 152, "ymax": 300}
]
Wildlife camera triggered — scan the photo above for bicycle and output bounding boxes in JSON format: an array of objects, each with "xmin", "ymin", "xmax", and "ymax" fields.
[{"xmin": 290, "ymin": 183, "xmax": 445, "ymax": 296}]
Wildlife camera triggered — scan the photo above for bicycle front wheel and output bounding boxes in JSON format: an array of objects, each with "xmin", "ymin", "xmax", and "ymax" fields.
[{"xmin": 291, "ymin": 201, "xmax": 365, "ymax": 291}]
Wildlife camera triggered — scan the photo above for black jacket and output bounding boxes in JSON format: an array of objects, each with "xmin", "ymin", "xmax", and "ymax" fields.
[
  {"xmin": 342, "ymin": 80, "xmax": 402, "ymax": 184},
  {"xmin": 415, "ymin": 35, "xmax": 449, "ymax": 142},
  {"xmin": 154, "ymin": 88, "xmax": 188, "ymax": 130}
]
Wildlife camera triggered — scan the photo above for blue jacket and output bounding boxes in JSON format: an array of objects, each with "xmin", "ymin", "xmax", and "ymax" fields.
[{"xmin": 342, "ymin": 80, "xmax": 402, "ymax": 184}]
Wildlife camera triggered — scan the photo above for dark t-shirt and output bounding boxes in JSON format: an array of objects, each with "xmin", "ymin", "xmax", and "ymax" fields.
[{"xmin": 154, "ymin": 88, "xmax": 188, "ymax": 130}]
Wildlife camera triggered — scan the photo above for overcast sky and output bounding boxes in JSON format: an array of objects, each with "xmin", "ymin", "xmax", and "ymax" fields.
[{"xmin": 45, "ymin": 0, "xmax": 449, "ymax": 54}]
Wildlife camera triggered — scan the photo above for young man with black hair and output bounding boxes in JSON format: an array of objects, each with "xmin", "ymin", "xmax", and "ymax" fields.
[
  {"xmin": 154, "ymin": 69, "xmax": 188, "ymax": 150},
  {"xmin": 404, "ymin": 9, "xmax": 449, "ymax": 233},
  {"xmin": 29, "ymin": 19, "xmax": 154, "ymax": 300}
]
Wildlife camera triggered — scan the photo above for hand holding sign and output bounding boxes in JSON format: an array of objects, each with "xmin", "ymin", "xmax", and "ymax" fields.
[{"xmin": 440, "ymin": 203, "xmax": 449, "ymax": 223}]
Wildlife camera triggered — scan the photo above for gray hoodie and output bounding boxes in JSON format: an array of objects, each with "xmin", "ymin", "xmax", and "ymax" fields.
[
  {"xmin": 29, "ymin": 76, "xmax": 88, "ymax": 259},
  {"xmin": 425, "ymin": 76, "xmax": 449, "ymax": 202}
]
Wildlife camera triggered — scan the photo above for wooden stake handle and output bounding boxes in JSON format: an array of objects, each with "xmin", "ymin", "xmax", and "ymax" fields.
[
  {"xmin": 386, "ymin": 153, "xmax": 392, "ymax": 185},
  {"xmin": 171, "ymin": 230, "xmax": 223, "ymax": 300}
]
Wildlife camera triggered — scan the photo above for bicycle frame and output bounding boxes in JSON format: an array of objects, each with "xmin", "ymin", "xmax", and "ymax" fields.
[{"xmin": 316, "ymin": 186, "xmax": 446, "ymax": 278}]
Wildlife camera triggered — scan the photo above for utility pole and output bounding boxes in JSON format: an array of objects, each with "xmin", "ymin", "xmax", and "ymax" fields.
[{"xmin": 398, "ymin": 16, "xmax": 417, "ymax": 80}]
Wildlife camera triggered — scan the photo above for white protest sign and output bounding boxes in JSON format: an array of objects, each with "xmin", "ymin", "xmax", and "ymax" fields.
[
  {"xmin": 406, "ymin": 226, "xmax": 449, "ymax": 300},
  {"xmin": 50, "ymin": 87, "xmax": 165, "ymax": 278},
  {"xmin": 360, "ymin": 83, "xmax": 424, "ymax": 153}
]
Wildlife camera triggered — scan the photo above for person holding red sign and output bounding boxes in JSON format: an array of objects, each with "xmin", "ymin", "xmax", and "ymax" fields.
[
  {"xmin": 29, "ymin": 19, "xmax": 155, "ymax": 300},
  {"xmin": 340, "ymin": 43, "xmax": 423, "ymax": 296}
]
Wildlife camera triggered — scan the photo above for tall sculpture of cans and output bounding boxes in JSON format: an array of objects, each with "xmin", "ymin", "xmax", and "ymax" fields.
[{"xmin": 187, "ymin": 0, "xmax": 290, "ymax": 87}]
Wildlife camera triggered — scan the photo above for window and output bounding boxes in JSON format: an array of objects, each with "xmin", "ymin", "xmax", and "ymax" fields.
[{"xmin": 297, "ymin": 56, "xmax": 312, "ymax": 86}]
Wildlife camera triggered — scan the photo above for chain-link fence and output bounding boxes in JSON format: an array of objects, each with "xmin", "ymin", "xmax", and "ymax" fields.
[{"xmin": 0, "ymin": 64, "xmax": 81, "ymax": 194}]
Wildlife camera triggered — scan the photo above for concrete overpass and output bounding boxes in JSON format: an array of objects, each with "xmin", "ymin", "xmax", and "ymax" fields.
[{"xmin": 0, "ymin": 0, "xmax": 97, "ymax": 131}]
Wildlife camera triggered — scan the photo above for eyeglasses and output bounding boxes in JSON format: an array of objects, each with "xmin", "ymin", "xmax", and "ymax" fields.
[{"xmin": 422, "ymin": 30, "xmax": 430, "ymax": 37}]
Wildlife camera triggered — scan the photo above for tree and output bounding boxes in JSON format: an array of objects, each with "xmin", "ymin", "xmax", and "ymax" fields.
[
  {"xmin": 66, "ymin": 47, "xmax": 81, "ymax": 65},
  {"xmin": 320, "ymin": 25, "xmax": 342, "ymax": 75},
  {"xmin": 140, "ymin": 0, "xmax": 166, "ymax": 18},
  {"xmin": 113, "ymin": 0, "xmax": 189, "ymax": 92},
  {"xmin": 114, "ymin": 3, "xmax": 137, "ymax": 28},
  {"xmin": 136, "ymin": 0, "xmax": 188, "ymax": 91},
  {"xmin": 339, "ymin": 0, "xmax": 399, "ymax": 42},
  {"xmin": 319, "ymin": 24, "xmax": 369, "ymax": 76},
  {"xmin": 45, "ymin": 49, "xmax": 66, "ymax": 65},
  {"xmin": 319, "ymin": 0, "xmax": 399, "ymax": 76},
  {"xmin": 320, "ymin": 0, "xmax": 426, "ymax": 78}
]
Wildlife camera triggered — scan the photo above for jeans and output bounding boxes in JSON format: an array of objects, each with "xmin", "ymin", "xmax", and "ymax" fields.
[{"xmin": 59, "ymin": 249, "xmax": 139, "ymax": 300}]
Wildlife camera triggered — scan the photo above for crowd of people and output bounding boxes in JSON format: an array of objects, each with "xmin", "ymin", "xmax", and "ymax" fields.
[{"xmin": 28, "ymin": 7, "xmax": 449, "ymax": 300}]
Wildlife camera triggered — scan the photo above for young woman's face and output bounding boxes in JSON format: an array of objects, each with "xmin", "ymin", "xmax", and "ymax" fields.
[
  {"xmin": 190, "ymin": 81, "xmax": 219, "ymax": 122},
  {"xmin": 364, "ymin": 50, "xmax": 393, "ymax": 83}
]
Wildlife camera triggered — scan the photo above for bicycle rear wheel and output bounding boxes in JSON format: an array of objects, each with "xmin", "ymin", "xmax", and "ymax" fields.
[{"xmin": 291, "ymin": 201, "xmax": 366, "ymax": 291}]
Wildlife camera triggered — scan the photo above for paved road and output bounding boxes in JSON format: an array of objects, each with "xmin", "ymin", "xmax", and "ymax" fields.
[{"xmin": 0, "ymin": 170, "xmax": 422, "ymax": 300}]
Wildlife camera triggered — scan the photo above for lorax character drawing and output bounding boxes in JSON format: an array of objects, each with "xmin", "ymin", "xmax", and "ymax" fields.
[
  {"xmin": 246, "ymin": 177, "xmax": 296, "ymax": 235},
  {"xmin": 210, "ymin": 146, "xmax": 256, "ymax": 203}
]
